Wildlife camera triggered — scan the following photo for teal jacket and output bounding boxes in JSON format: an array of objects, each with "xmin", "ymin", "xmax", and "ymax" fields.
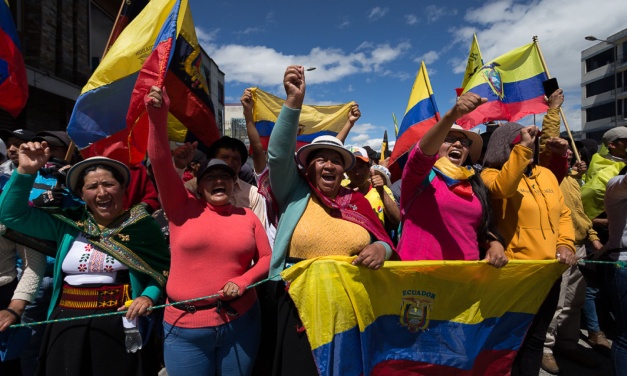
[
  {"xmin": 0, "ymin": 172, "xmax": 165, "ymax": 318},
  {"xmin": 267, "ymin": 105, "xmax": 391, "ymax": 278}
]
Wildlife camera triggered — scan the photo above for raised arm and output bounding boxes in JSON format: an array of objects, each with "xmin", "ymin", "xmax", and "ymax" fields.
[
  {"xmin": 336, "ymin": 103, "xmax": 361, "ymax": 143},
  {"xmin": 145, "ymin": 86, "xmax": 192, "ymax": 217},
  {"xmin": 402, "ymin": 93, "xmax": 485, "ymax": 203},
  {"xmin": 241, "ymin": 88, "xmax": 267, "ymax": 174},
  {"xmin": 481, "ymin": 127, "xmax": 539, "ymax": 199},
  {"xmin": 268, "ymin": 66, "xmax": 306, "ymax": 206},
  {"xmin": 0, "ymin": 142, "xmax": 63, "ymax": 241}
]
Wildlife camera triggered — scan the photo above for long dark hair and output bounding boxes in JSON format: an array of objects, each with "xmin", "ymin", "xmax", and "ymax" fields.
[{"xmin": 464, "ymin": 156, "xmax": 504, "ymax": 251}]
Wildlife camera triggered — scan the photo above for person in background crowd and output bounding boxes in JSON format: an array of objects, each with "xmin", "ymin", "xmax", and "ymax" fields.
[
  {"xmin": 265, "ymin": 65, "xmax": 395, "ymax": 376},
  {"xmin": 397, "ymin": 92, "xmax": 507, "ymax": 266},
  {"xmin": 580, "ymin": 127, "xmax": 626, "ymax": 351},
  {"xmin": 0, "ymin": 147, "xmax": 170, "ymax": 376},
  {"xmin": 343, "ymin": 146, "xmax": 400, "ymax": 237},
  {"xmin": 0, "ymin": 137, "xmax": 47, "ymax": 375},
  {"xmin": 537, "ymin": 89, "xmax": 602, "ymax": 373},
  {"xmin": 0, "ymin": 129, "xmax": 36, "ymax": 174},
  {"xmin": 481, "ymin": 122, "xmax": 577, "ymax": 376},
  {"xmin": 598, "ymin": 165, "xmax": 627, "ymax": 376},
  {"xmin": 146, "ymin": 86, "xmax": 272, "ymax": 376}
]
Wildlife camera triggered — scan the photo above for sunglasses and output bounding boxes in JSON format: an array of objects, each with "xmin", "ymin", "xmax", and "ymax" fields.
[
  {"xmin": 444, "ymin": 135, "xmax": 472, "ymax": 147},
  {"xmin": 510, "ymin": 130, "xmax": 543, "ymax": 146}
]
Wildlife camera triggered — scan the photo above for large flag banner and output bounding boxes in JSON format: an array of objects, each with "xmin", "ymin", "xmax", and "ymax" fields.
[
  {"xmin": 460, "ymin": 33, "xmax": 484, "ymax": 90},
  {"xmin": 67, "ymin": 0, "xmax": 219, "ymax": 165},
  {"xmin": 282, "ymin": 257, "xmax": 566, "ymax": 376},
  {"xmin": 388, "ymin": 62, "xmax": 440, "ymax": 182},
  {"xmin": 104, "ymin": 0, "xmax": 150, "ymax": 55},
  {"xmin": 456, "ymin": 42, "xmax": 548, "ymax": 129},
  {"xmin": 0, "ymin": 0, "xmax": 28, "ymax": 117},
  {"xmin": 251, "ymin": 87, "xmax": 354, "ymax": 151}
]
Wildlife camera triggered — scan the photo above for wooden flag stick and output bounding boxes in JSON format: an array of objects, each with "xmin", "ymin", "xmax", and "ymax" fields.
[{"xmin": 533, "ymin": 36, "xmax": 581, "ymax": 162}]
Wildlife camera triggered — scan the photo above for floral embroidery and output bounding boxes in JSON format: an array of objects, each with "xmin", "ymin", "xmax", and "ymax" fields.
[
  {"xmin": 104, "ymin": 265, "xmax": 114, "ymax": 273},
  {"xmin": 105, "ymin": 255, "xmax": 115, "ymax": 264},
  {"xmin": 79, "ymin": 253, "xmax": 89, "ymax": 263},
  {"xmin": 84, "ymin": 243, "xmax": 94, "ymax": 252},
  {"xmin": 77, "ymin": 264, "xmax": 87, "ymax": 272}
]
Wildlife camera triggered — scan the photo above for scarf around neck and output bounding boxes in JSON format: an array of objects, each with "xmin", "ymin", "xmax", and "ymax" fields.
[
  {"xmin": 433, "ymin": 157, "xmax": 475, "ymax": 198},
  {"xmin": 48, "ymin": 204, "xmax": 170, "ymax": 287}
]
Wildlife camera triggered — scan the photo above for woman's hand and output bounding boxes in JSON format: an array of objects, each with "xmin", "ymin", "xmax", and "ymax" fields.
[
  {"xmin": 484, "ymin": 241, "xmax": 508, "ymax": 268},
  {"xmin": 556, "ymin": 246, "xmax": 577, "ymax": 266},
  {"xmin": 118, "ymin": 296, "xmax": 153, "ymax": 320},
  {"xmin": 353, "ymin": 243, "xmax": 386, "ymax": 270},
  {"xmin": 17, "ymin": 141, "xmax": 51, "ymax": 175},
  {"xmin": 283, "ymin": 65, "xmax": 305, "ymax": 109},
  {"xmin": 449, "ymin": 92, "xmax": 487, "ymax": 120},
  {"xmin": 519, "ymin": 125, "xmax": 540, "ymax": 149},
  {"xmin": 219, "ymin": 281, "xmax": 242, "ymax": 301},
  {"xmin": 172, "ymin": 141, "xmax": 198, "ymax": 169},
  {"xmin": 0, "ymin": 308, "xmax": 21, "ymax": 332},
  {"xmin": 145, "ymin": 86, "xmax": 170, "ymax": 110}
]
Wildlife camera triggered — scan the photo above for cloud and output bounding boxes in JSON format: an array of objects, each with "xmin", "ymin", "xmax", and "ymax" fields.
[
  {"xmin": 206, "ymin": 42, "xmax": 411, "ymax": 86},
  {"xmin": 338, "ymin": 17, "xmax": 350, "ymax": 29},
  {"xmin": 450, "ymin": 0, "xmax": 627, "ymax": 131},
  {"xmin": 405, "ymin": 14, "xmax": 419, "ymax": 25},
  {"xmin": 236, "ymin": 27, "xmax": 263, "ymax": 35},
  {"xmin": 368, "ymin": 7, "xmax": 389, "ymax": 21},
  {"xmin": 415, "ymin": 50, "xmax": 440, "ymax": 65},
  {"xmin": 195, "ymin": 27, "xmax": 219, "ymax": 49},
  {"xmin": 426, "ymin": 5, "xmax": 457, "ymax": 23}
]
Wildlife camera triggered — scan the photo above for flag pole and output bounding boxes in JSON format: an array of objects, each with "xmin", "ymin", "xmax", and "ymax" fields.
[{"xmin": 533, "ymin": 36, "xmax": 581, "ymax": 162}]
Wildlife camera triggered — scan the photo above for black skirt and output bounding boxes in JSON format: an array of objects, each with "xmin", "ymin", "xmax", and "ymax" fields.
[{"xmin": 35, "ymin": 306, "xmax": 158, "ymax": 376}]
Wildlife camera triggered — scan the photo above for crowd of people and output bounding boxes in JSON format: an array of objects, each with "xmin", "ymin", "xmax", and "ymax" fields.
[{"xmin": 0, "ymin": 65, "xmax": 625, "ymax": 376}]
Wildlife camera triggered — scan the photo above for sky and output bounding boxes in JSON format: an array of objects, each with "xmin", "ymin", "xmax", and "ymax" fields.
[{"xmin": 188, "ymin": 0, "xmax": 627, "ymax": 151}]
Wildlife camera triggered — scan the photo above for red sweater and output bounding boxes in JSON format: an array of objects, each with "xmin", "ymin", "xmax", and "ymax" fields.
[{"xmin": 146, "ymin": 98, "xmax": 272, "ymax": 328}]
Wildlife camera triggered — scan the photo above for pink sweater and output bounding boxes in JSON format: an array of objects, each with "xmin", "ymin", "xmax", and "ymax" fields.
[
  {"xmin": 147, "ymin": 101, "xmax": 272, "ymax": 328},
  {"xmin": 398, "ymin": 144, "xmax": 482, "ymax": 261}
]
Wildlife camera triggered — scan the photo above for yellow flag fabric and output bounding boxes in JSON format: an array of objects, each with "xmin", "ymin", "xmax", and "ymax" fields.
[
  {"xmin": 281, "ymin": 257, "xmax": 565, "ymax": 375},
  {"xmin": 461, "ymin": 34, "xmax": 484, "ymax": 89},
  {"xmin": 251, "ymin": 87, "xmax": 354, "ymax": 147}
]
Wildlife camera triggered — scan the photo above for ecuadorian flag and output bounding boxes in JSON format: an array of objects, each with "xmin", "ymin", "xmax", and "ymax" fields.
[
  {"xmin": 456, "ymin": 42, "xmax": 548, "ymax": 129},
  {"xmin": 0, "ymin": 0, "xmax": 28, "ymax": 117},
  {"xmin": 67, "ymin": 0, "xmax": 218, "ymax": 165},
  {"xmin": 282, "ymin": 257, "xmax": 566, "ymax": 376},
  {"xmin": 388, "ymin": 62, "xmax": 439, "ymax": 182},
  {"xmin": 251, "ymin": 87, "xmax": 354, "ymax": 151}
]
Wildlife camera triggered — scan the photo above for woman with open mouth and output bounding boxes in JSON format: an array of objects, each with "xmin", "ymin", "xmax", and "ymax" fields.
[
  {"xmin": 145, "ymin": 86, "xmax": 272, "ymax": 376},
  {"xmin": 263, "ymin": 65, "xmax": 396, "ymax": 376},
  {"xmin": 0, "ymin": 151, "xmax": 170, "ymax": 375},
  {"xmin": 397, "ymin": 92, "xmax": 507, "ymax": 268}
]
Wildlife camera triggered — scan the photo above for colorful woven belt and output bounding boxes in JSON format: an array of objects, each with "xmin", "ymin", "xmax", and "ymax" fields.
[{"xmin": 59, "ymin": 283, "xmax": 130, "ymax": 310}]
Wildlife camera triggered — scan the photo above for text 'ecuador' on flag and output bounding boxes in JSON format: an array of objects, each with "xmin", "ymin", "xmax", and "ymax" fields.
[
  {"xmin": 251, "ymin": 87, "xmax": 354, "ymax": 151},
  {"xmin": 282, "ymin": 257, "xmax": 566, "ymax": 376},
  {"xmin": 67, "ymin": 0, "xmax": 219, "ymax": 165},
  {"xmin": 456, "ymin": 42, "xmax": 548, "ymax": 129},
  {"xmin": 0, "ymin": 0, "xmax": 28, "ymax": 117},
  {"xmin": 388, "ymin": 62, "xmax": 439, "ymax": 182}
]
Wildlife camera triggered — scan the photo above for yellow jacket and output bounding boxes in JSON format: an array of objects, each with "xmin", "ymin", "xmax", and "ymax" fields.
[
  {"xmin": 481, "ymin": 145, "xmax": 576, "ymax": 260},
  {"xmin": 560, "ymin": 175, "xmax": 599, "ymax": 244}
]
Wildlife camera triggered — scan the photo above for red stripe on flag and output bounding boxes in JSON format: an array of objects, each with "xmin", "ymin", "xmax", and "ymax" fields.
[{"xmin": 163, "ymin": 71, "xmax": 220, "ymax": 149}]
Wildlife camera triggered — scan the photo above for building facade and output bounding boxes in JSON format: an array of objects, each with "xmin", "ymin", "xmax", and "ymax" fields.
[
  {"xmin": 581, "ymin": 28, "xmax": 627, "ymax": 141},
  {"xmin": 224, "ymin": 103, "xmax": 249, "ymax": 149},
  {"xmin": 1, "ymin": 0, "xmax": 225, "ymax": 143}
]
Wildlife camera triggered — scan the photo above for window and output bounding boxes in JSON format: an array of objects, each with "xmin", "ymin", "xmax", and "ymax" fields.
[
  {"xmin": 586, "ymin": 102, "xmax": 615, "ymax": 122},
  {"xmin": 586, "ymin": 75, "xmax": 616, "ymax": 97},
  {"xmin": 218, "ymin": 82, "xmax": 225, "ymax": 105},
  {"xmin": 89, "ymin": 3, "xmax": 115, "ymax": 71},
  {"xmin": 586, "ymin": 48, "xmax": 615, "ymax": 72}
]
